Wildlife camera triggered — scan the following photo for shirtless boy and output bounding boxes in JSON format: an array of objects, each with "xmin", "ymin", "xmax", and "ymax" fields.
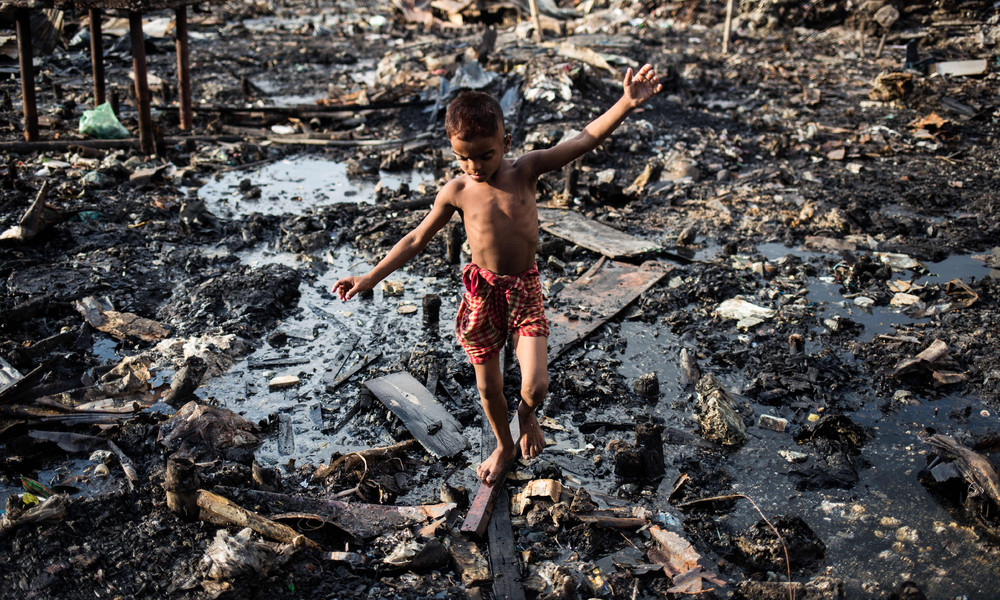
[{"xmin": 333, "ymin": 64, "xmax": 663, "ymax": 484}]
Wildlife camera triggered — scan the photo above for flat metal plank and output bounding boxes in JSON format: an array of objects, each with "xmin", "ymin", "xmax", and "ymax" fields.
[
  {"xmin": 365, "ymin": 372, "xmax": 469, "ymax": 458},
  {"xmin": 548, "ymin": 259, "xmax": 671, "ymax": 358},
  {"xmin": 539, "ymin": 207, "xmax": 662, "ymax": 259}
]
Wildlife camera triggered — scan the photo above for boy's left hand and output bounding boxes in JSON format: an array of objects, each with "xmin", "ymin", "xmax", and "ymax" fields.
[{"xmin": 623, "ymin": 64, "xmax": 663, "ymax": 109}]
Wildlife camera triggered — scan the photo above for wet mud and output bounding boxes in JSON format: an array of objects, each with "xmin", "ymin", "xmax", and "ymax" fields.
[{"xmin": 2, "ymin": 1, "xmax": 1000, "ymax": 599}]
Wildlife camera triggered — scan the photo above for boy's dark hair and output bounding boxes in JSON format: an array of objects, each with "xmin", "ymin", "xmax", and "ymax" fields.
[{"xmin": 444, "ymin": 91, "xmax": 504, "ymax": 141}]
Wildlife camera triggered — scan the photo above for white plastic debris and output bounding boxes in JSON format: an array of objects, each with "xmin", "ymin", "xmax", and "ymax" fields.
[{"xmin": 713, "ymin": 297, "xmax": 776, "ymax": 329}]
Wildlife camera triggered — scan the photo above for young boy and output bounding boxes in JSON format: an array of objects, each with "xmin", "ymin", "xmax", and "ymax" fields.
[{"xmin": 333, "ymin": 64, "xmax": 662, "ymax": 484}]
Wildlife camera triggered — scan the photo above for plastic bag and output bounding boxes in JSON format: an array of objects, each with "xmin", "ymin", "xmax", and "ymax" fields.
[{"xmin": 79, "ymin": 102, "xmax": 130, "ymax": 139}]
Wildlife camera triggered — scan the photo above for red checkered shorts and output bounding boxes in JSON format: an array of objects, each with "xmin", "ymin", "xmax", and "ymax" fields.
[{"xmin": 455, "ymin": 262, "xmax": 550, "ymax": 364}]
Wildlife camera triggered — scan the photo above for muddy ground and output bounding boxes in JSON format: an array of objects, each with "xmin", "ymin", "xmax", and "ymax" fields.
[{"xmin": 2, "ymin": 1, "xmax": 1000, "ymax": 599}]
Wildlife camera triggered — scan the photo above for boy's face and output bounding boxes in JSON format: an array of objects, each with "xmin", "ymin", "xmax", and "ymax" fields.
[{"xmin": 449, "ymin": 129, "xmax": 511, "ymax": 183}]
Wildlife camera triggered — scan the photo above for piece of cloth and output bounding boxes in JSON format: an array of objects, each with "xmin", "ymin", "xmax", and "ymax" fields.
[{"xmin": 456, "ymin": 262, "xmax": 550, "ymax": 364}]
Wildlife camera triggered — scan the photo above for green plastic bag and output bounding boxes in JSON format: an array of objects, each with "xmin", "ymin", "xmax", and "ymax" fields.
[{"xmin": 79, "ymin": 102, "xmax": 130, "ymax": 139}]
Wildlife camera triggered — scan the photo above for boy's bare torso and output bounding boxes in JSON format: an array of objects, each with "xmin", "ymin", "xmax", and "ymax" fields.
[{"xmin": 444, "ymin": 157, "xmax": 539, "ymax": 275}]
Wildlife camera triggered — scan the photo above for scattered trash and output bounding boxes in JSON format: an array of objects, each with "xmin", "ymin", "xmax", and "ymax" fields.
[
  {"xmin": 2, "ymin": 1, "xmax": 998, "ymax": 597},
  {"xmin": 198, "ymin": 527, "xmax": 299, "ymax": 597}
]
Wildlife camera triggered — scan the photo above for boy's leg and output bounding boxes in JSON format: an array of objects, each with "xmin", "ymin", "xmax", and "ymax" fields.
[
  {"xmin": 512, "ymin": 333, "xmax": 548, "ymax": 460},
  {"xmin": 473, "ymin": 354, "xmax": 516, "ymax": 484}
]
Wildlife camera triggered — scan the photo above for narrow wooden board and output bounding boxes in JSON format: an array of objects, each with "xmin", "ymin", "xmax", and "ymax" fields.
[
  {"xmin": 547, "ymin": 259, "xmax": 672, "ymax": 359},
  {"xmin": 325, "ymin": 352, "xmax": 382, "ymax": 392},
  {"xmin": 214, "ymin": 486, "xmax": 455, "ymax": 540},
  {"xmin": 488, "ymin": 487, "xmax": 525, "ymax": 600},
  {"xmin": 929, "ymin": 59, "xmax": 988, "ymax": 76},
  {"xmin": 538, "ymin": 207, "xmax": 662, "ymax": 259},
  {"xmin": 466, "ymin": 387, "xmax": 525, "ymax": 600},
  {"xmin": 321, "ymin": 332, "xmax": 360, "ymax": 387},
  {"xmin": 460, "ymin": 416, "xmax": 521, "ymax": 537},
  {"xmin": 365, "ymin": 372, "xmax": 469, "ymax": 458}
]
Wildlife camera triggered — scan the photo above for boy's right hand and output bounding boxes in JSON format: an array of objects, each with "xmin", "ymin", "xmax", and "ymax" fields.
[{"xmin": 332, "ymin": 275, "xmax": 371, "ymax": 301}]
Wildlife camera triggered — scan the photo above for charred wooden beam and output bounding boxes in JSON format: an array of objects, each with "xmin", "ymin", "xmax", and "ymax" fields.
[
  {"xmin": 175, "ymin": 5, "xmax": 193, "ymax": 130},
  {"xmin": 88, "ymin": 8, "xmax": 106, "ymax": 106},
  {"xmin": 195, "ymin": 489, "xmax": 321, "ymax": 549},
  {"xmin": 128, "ymin": 11, "xmax": 154, "ymax": 154}
]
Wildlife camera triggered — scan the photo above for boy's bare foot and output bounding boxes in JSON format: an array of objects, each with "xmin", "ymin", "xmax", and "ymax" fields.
[
  {"xmin": 517, "ymin": 404, "xmax": 545, "ymax": 460},
  {"xmin": 477, "ymin": 445, "xmax": 515, "ymax": 485}
]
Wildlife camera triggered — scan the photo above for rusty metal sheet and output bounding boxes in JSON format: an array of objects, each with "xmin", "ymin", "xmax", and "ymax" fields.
[
  {"xmin": 538, "ymin": 207, "xmax": 662, "ymax": 259},
  {"xmin": 365, "ymin": 371, "xmax": 469, "ymax": 458},
  {"xmin": 548, "ymin": 259, "xmax": 672, "ymax": 359}
]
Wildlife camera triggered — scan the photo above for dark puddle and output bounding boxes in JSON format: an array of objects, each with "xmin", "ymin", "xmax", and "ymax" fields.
[{"xmin": 197, "ymin": 155, "xmax": 434, "ymax": 218}]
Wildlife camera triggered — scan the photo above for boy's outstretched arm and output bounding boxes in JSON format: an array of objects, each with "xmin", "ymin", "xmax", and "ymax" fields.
[
  {"xmin": 333, "ymin": 193, "xmax": 457, "ymax": 300},
  {"xmin": 520, "ymin": 63, "xmax": 663, "ymax": 178}
]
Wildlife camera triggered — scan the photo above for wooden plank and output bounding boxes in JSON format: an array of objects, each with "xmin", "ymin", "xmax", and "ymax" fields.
[
  {"xmin": 325, "ymin": 352, "xmax": 381, "ymax": 392},
  {"xmin": 460, "ymin": 416, "xmax": 521, "ymax": 537},
  {"xmin": 320, "ymin": 332, "xmax": 359, "ymax": 387},
  {"xmin": 213, "ymin": 486, "xmax": 455, "ymax": 540},
  {"xmin": 476, "ymin": 388, "xmax": 524, "ymax": 600},
  {"xmin": 929, "ymin": 59, "xmax": 988, "ymax": 77},
  {"xmin": 195, "ymin": 489, "xmax": 321, "ymax": 549},
  {"xmin": 365, "ymin": 372, "xmax": 469, "ymax": 458},
  {"xmin": 488, "ymin": 486, "xmax": 524, "ymax": 600},
  {"xmin": 248, "ymin": 357, "xmax": 311, "ymax": 370},
  {"xmin": 547, "ymin": 259, "xmax": 672, "ymax": 359},
  {"xmin": 459, "ymin": 374, "xmax": 525, "ymax": 598},
  {"xmin": 538, "ymin": 207, "xmax": 662, "ymax": 259}
]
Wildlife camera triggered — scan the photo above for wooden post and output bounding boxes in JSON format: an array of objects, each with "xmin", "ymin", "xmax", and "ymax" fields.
[
  {"xmin": 15, "ymin": 8, "xmax": 38, "ymax": 142},
  {"xmin": 875, "ymin": 32, "xmax": 888, "ymax": 58},
  {"xmin": 636, "ymin": 423, "xmax": 665, "ymax": 480},
  {"xmin": 423, "ymin": 293, "xmax": 441, "ymax": 330},
  {"xmin": 128, "ymin": 12, "xmax": 155, "ymax": 154},
  {"xmin": 446, "ymin": 222, "xmax": 462, "ymax": 264},
  {"xmin": 89, "ymin": 9, "xmax": 106, "ymax": 106},
  {"xmin": 5, "ymin": 157, "xmax": 16, "ymax": 187},
  {"xmin": 527, "ymin": 0, "xmax": 543, "ymax": 42},
  {"xmin": 163, "ymin": 457, "xmax": 200, "ymax": 520},
  {"xmin": 175, "ymin": 5, "xmax": 193, "ymax": 130},
  {"xmin": 109, "ymin": 87, "xmax": 120, "ymax": 117},
  {"xmin": 722, "ymin": 0, "xmax": 735, "ymax": 55},
  {"xmin": 561, "ymin": 160, "xmax": 577, "ymax": 206}
]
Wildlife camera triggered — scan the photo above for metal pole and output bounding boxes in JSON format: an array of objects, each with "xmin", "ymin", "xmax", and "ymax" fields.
[
  {"xmin": 175, "ymin": 6, "xmax": 193, "ymax": 130},
  {"xmin": 15, "ymin": 8, "xmax": 39, "ymax": 141},
  {"xmin": 129, "ymin": 12, "xmax": 155, "ymax": 154},
  {"xmin": 89, "ymin": 8, "xmax": 106, "ymax": 106}
]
